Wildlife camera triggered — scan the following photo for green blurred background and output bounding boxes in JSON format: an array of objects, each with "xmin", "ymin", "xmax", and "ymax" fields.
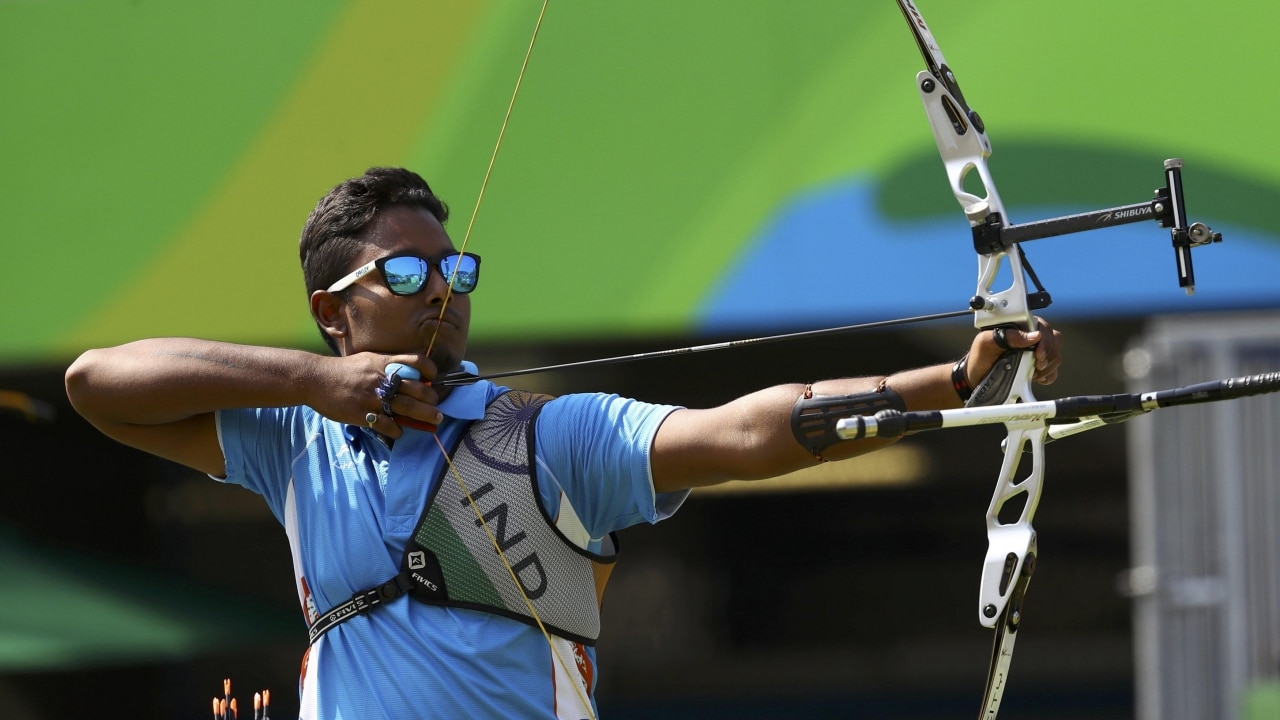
[
  {"xmin": 5, "ymin": 0, "xmax": 1278, "ymax": 364},
  {"xmin": 3, "ymin": 1, "xmax": 1278, "ymax": 718}
]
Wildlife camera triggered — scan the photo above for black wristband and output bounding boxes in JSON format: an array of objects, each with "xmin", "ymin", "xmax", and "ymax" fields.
[{"xmin": 951, "ymin": 354, "xmax": 973, "ymax": 402}]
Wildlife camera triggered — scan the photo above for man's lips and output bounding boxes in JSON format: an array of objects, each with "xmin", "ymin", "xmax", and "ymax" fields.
[{"xmin": 419, "ymin": 312, "xmax": 459, "ymax": 332}]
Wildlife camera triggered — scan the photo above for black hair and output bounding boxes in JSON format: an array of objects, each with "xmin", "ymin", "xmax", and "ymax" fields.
[{"xmin": 299, "ymin": 167, "xmax": 449, "ymax": 354}]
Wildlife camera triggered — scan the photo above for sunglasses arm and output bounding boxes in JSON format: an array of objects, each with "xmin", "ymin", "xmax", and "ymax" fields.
[{"xmin": 326, "ymin": 260, "xmax": 378, "ymax": 294}]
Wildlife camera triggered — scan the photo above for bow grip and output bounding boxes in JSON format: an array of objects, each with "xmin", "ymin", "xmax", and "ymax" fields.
[{"xmin": 968, "ymin": 348, "xmax": 1029, "ymax": 408}]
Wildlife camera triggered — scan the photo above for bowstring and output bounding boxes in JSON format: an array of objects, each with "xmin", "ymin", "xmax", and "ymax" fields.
[
  {"xmin": 426, "ymin": 0, "xmax": 548, "ymax": 344},
  {"xmin": 431, "ymin": 435, "xmax": 595, "ymax": 714},
  {"xmin": 420, "ymin": 2, "xmax": 597, "ymax": 717}
]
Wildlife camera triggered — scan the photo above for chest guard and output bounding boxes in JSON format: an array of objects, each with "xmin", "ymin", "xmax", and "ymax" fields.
[{"xmin": 307, "ymin": 390, "xmax": 619, "ymax": 646}]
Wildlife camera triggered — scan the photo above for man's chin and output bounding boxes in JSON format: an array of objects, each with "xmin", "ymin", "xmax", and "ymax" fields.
[{"xmin": 427, "ymin": 348, "xmax": 465, "ymax": 376}]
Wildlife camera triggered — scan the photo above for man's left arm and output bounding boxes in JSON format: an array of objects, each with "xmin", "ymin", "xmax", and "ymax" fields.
[{"xmin": 650, "ymin": 321, "xmax": 1062, "ymax": 494}]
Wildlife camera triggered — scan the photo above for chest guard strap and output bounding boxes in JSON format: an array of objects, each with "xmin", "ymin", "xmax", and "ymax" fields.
[{"xmin": 308, "ymin": 390, "xmax": 619, "ymax": 646}]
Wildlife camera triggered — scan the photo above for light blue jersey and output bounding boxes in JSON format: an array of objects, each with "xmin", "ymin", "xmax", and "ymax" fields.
[{"xmin": 215, "ymin": 363, "xmax": 686, "ymax": 719}]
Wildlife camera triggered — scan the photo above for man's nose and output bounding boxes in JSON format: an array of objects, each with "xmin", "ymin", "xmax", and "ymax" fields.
[{"xmin": 421, "ymin": 265, "xmax": 453, "ymax": 304}]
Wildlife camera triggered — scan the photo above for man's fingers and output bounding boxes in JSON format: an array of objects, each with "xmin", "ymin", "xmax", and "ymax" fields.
[
  {"xmin": 991, "ymin": 326, "xmax": 1044, "ymax": 350},
  {"xmin": 982, "ymin": 317, "xmax": 1061, "ymax": 385},
  {"xmin": 387, "ymin": 393, "xmax": 444, "ymax": 428},
  {"xmin": 367, "ymin": 411, "xmax": 403, "ymax": 439},
  {"xmin": 390, "ymin": 378, "xmax": 439, "ymax": 409},
  {"xmin": 394, "ymin": 415, "xmax": 439, "ymax": 432}
]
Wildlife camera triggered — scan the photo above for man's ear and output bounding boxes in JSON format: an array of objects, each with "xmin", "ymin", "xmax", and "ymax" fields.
[{"xmin": 311, "ymin": 290, "xmax": 348, "ymax": 342}]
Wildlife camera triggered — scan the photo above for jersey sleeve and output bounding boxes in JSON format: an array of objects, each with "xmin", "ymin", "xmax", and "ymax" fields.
[
  {"xmin": 533, "ymin": 393, "xmax": 688, "ymax": 539},
  {"xmin": 214, "ymin": 405, "xmax": 305, "ymax": 522}
]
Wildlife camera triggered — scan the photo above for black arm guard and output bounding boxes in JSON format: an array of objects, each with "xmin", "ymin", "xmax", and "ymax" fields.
[{"xmin": 791, "ymin": 385, "xmax": 907, "ymax": 457}]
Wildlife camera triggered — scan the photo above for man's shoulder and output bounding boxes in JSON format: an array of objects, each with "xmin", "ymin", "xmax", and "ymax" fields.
[{"xmin": 530, "ymin": 392, "xmax": 682, "ymax": 436}]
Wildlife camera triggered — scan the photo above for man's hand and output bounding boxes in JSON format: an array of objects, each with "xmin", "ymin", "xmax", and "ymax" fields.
[
  {"xmin": 965, "ymin": 316, "xmax": 1063, "ymax": 387},
  {"xmin": 311, "ymin": 353, "xmax": 445, "ymax": 438}
]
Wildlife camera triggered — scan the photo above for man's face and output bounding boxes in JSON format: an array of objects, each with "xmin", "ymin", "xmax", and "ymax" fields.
[{"xmin": 338, "ymin": 205, "xmax": 471, "ymax": 372}]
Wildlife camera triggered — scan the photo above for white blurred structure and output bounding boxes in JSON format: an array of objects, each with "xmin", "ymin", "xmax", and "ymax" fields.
[{"xmin": 1125, "ymin": 311, "xmax": 1280, "ymax": 720}]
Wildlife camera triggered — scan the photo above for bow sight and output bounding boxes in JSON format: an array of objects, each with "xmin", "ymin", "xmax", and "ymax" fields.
[
  {"xmin": 899, "ymin": 0, "xmax": 1221, "ymax": 313},
  {"xmin": 965, "ymin": 157, "xmax": 1223, "ymax": 297}
]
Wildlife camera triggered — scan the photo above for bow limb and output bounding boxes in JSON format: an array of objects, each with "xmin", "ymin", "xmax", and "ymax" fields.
[
  {"xmin": 898, "ymin": 0, "xmax": 1045, "ymax": 627},
  {"xmin": 897, "ymin": 2, "xmax": 1045, "ymax": 716}
]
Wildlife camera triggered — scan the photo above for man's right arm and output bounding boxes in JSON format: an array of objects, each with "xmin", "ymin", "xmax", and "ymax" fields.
[
  {"xmin": 64, "ymin": 338, "xmax": 440, "ymax": 477},
  {"xmin": 65, "ymin": 339, "xmax": 338, "ymax": 477}
]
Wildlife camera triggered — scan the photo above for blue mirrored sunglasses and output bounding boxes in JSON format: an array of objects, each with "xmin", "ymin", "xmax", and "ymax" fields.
[{"xmin": 327, "ymin": 251, "xmax": 481, "ymax": 296}]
